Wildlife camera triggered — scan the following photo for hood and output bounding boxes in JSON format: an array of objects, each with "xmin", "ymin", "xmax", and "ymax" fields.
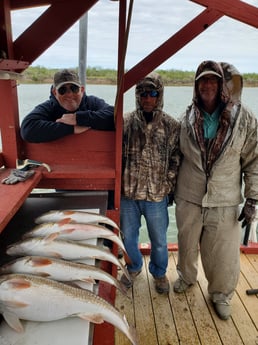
[
  {"xmin": 193, "ymin": 60, "xmax": 243, "ymax": 107},
  {"xmin": 135, "ymin": 72, "xmax": 164, "ymax": 112}
]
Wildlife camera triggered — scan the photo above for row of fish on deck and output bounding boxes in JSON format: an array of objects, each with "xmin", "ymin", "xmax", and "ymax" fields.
[{"xmin": 0, "ymin": 210, "xmax": 138, "ymax": 345}]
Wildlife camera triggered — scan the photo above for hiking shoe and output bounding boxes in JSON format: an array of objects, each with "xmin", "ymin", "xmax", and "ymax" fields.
[
  {"xmin": 154, "ymin": 275, "xmax": 170, "ymax": 294},
  {"xmin": 213, "ymin": 301, "xmax": 231, "ymax": 320},
  {"xmin": 120, "ymin": 270, "xmax": 141, "ymax": 288},
  {"xmin": 173, "ymin": 278, "xmax": 191, "ymax": 293}
]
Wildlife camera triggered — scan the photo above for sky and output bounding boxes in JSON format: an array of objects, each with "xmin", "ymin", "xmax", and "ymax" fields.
[{"xmin": 11, "ymin": 0, "xmax": 258, "ymax": 73}]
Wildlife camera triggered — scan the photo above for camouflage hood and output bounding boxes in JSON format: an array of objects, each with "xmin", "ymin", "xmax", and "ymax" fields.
[{"xmin": 135, "ymin": 72, "xmax": 164, "ymax": 116}]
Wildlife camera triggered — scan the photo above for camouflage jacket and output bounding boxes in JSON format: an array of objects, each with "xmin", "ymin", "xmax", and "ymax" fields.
[{"xmin": 122, "ymin": 72, "xmax": 181, "ymax": 202}]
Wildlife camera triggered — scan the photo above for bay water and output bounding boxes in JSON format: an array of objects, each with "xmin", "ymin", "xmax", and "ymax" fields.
[
  {"xmin": 17, "ymin": 83, "xmax": 258, "ymax": 121},
  {"xmin": 5, "ymin": 84, "xmax": 258, "ymax": 243}
]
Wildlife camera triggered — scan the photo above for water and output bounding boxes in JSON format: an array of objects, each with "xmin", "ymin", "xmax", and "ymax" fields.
[
  {"xmin": 16, "ymin": 84, "xmax": 258, "ymax": 122},
  {"xmin": 5, "ymin": 84, "xmax": 258, "ymax": 243}
]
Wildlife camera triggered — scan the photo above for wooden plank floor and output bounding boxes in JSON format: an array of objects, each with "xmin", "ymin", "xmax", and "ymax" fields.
[{"xmin": 115, "ymin": 252, "xmax": 258, "ymax": 345}]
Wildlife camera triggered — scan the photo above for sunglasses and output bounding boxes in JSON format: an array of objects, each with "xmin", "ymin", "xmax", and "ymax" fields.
[
  {"xmin": 140, "ymin": 90, "xmax": 159, "ymax": 98},
  {"xmin": 57, "ymin": 84, "xmax": 80, "ymax": 95}
]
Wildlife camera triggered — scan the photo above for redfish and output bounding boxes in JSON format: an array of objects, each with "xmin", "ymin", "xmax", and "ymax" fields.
[
  {"xmin": 35, "ymin": 210, "xmax": 119, "ymax": 230},
  {"xmin": 6, "ymin": 237, "xmax": 130, "ymax": 280},
  {"xmin": 23, "ymin": 221, "xmax": 125, "ymax": 252},
  {"xmin": 0, "ymin": 256, "xmax": 127, "ymax": 294},
  {"xmin": 0, "ymin": 274, "xmax": 137, "ymax": 344}
]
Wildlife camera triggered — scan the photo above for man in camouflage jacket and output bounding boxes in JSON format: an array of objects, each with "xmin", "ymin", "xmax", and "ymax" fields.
[{"xmin": 120, "ymin": 72, "xmax": 180, "ymax": 294}]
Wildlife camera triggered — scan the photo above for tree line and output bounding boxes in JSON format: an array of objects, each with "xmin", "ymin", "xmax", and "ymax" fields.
[{"xmin": 21, "ymin": 66, "xmax": 258, "ymax": 86}]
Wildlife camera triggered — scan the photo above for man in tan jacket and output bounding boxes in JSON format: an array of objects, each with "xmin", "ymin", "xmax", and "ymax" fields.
[{"xmin": 174, "ymin": 60, "xmax": 258, "ymax": 320}]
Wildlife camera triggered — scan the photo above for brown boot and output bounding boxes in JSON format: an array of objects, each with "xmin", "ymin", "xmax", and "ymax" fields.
[{"xmin": 154, "ymin": 275, "xmax": 170, "ymax": 294}]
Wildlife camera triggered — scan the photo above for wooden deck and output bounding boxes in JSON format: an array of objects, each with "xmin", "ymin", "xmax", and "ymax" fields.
[{"xmin": 115, "ymin": 252, "xmax": 258, "ymax": 345}]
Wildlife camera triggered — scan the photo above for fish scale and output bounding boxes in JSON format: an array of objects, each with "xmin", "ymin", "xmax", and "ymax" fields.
[
  {"xmin": 0, "ymin": 256, "xmax": 127, "ymax": 294},
  {"xmin": 35, "ymin": 210, "xmax": 119, "ymax": 230},
  {"xmin": 0, "ymin": 274, "xmax": 137, "ymax": 345},
  {"xmin": 23, "ymin": 221, "xmax": 126, "ymax": 252},
  {"xmin": 6, "ymin": 237, "xmax": 130, "ymax": 280}
]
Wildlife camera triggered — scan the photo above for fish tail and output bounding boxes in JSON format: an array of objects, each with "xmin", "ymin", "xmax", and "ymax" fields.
[
  {"xmin": 117, "ymin": 280, "xmax": 130, "ymax": 296},
  {"xmin": 122, "ymin": 314, "xmax": 138, "ymax": 345},
  {"xmin": 121, "ymin": 264, "xmax": 131, "ymax": 281},
  {"xmin": 128, "ymin": 323, "xmax": 138, "ymax": 345}
]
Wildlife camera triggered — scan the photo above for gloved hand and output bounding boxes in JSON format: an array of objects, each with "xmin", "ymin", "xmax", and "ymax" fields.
[
  {"xmin": 1, "ymin": 169, "xmax": 35, "ymax": 185},
  {"xmin": 167, "ymin": 193, "xmax": 174, "ymax": 207},
  {"xmin": 238, "ymin": 198, "xmax": 257, "ymax": 228}
]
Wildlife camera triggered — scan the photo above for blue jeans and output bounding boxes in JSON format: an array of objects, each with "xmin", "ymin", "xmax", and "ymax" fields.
[{"xmin": 120, "ymin": 196, "xmax": 169, "ymax": 278}]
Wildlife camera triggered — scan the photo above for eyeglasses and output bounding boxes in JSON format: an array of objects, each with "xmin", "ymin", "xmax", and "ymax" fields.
[
  {"xmin": 140, "ymin": 90, "xmax": 159, "ymax": 98},
  {"xmin": 57, "ymin": 84, "xmax": 80, "ymax": 95}
]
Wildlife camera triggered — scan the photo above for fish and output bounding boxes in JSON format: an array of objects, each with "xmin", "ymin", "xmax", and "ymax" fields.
[
  {"xmin": 6, "ymin": 237, "xmax": 130, "ymax": 280},
  {"xmin": 0, "ymin": 274, "xmax": 137, "ymax": 345},
  {"xmin": 35, "ymin": 210, "xmax": 119, "ymax": 230},
  {"xmin": 23, "ymin": 221, "xmax": 126, "ymax": 253},
  {"xmin": 0, "ymin": 256, "xmax": 127, "ymax": 294}
]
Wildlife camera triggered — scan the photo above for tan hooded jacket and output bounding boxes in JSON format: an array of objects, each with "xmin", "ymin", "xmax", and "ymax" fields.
[
  {"xmin": 175, "ymin": 61, "xmax": 258, "ymax": 207},
  {"xmin": 122, "ymin": 72, "xmax": 180, "ymax": 202}
]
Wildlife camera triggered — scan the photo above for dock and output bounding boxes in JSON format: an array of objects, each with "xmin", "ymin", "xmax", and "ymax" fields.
[{"xmin": 115, "ymin": 251, "xmax": 258, "ymax": 345}]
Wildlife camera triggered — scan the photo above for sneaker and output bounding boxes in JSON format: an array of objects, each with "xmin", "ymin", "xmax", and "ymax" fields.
[
  {"xmin": 154, "ymin": 275, "xmax": 170, "ymax": 294},
  {"xmin": 173, "ymin": 278, "xmax": 191, "ymax": 293},
  {"xmin": 120, "ymin": 270, "xmax": 141, "ymax": 288},
  {"xmin": 213, "ymin": 301, "xmax": 231, "ymax": 320}
]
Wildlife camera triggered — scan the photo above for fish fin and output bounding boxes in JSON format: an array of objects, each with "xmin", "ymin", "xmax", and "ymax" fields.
[
  {"xmin": 61, "ymin": 217, "xmax": 73, "ymax": 224},
  {"xmin": 44, "ymin": 233, "xmax": 59, "ymax": 242},
  {"xmin": 4, "ymin": 300, "xmax": 29, "ymax": 308},
  {"xmin": 58, "ymin": 218, "xmax": 73, "ymax": 225},
  {"xmin": 79, "ymin": 313, "xmax": 104, "ymax": 324},
  {"xmin": 60, "ymin": 228, "xmax": 76, "ymax": 235},
  {"xmin": 81, "ymin": 277, "xmax": 96, "ymax": 284},
  {"xmin": 3, "ymin": 311, "xmax": 24, "ymax": 333},
  {"xmin": 30, "ymin": 257, "xmax": 53, "ymax": 267},
  {"xmin": 5, "ymin": 277, "xmax": 31, "ymax": 290},
  {"xmin": 63, "ymin": 211, "xmax": 75, "ymax": 216}
]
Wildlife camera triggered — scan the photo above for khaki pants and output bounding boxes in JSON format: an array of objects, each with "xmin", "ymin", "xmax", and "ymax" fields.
[{"xmin": 175, "ymin": 198, "xmax": 241, "ymax": 301}]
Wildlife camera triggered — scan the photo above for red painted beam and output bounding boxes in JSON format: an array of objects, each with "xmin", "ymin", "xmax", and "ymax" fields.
[
  {"xmin": 13, "ymin": 0, "xmax": 98, "ymax": 66},
  {"xmin": 0, "ymin": 0, "xmax": 13, "ymax": 59},
  {"xmin": 10, "ymin": 0, "xmax": 51, "ymax": 10},
  {"xmin": 0, "ymin": 59, "xmax": 29, "ymax": 70},
  {"xmin": 191, "ymin": 0, "xmax": 258, "ymax": 28},
  {"xmin": 124, "ymin": 8, "xmax": 223, "ymax": 91},
  {"xmin": 0, "ymin": 80, "xmax": 21, "ymax": 166}
]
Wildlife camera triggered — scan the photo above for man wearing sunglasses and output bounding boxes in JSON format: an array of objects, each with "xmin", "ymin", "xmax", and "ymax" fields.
[
  {"xmin": 20, "ymin": 69, "xmax": 115, "ymax": 143},
  {"xmin": 120, "ymin": 72, "xmax": 181, "ymax": 294}
]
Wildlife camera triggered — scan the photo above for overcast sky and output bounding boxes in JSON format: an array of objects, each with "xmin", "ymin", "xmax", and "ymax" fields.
[{"xmin": 11, "ymin": 0, "xmax": 258, "ymax": 73}]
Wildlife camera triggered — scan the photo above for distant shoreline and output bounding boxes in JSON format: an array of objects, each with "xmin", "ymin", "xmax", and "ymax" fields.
[
  {"xmin": 21, "ymin": 79, "xmax": 258, "ymax": 87},
  {"xmin": 21, "ymin": 67, "xmax": 258, "ymax": 87}
]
